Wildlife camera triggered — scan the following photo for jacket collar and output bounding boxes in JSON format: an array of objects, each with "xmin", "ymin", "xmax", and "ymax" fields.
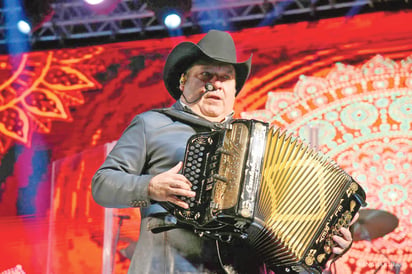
[
  {"xmin": 167, "ymin": 101, "xmax": 233, "ymax": 130},
  {"xmin": 175, "ymin": 100, "xmax": 234, "ymax": 123}
]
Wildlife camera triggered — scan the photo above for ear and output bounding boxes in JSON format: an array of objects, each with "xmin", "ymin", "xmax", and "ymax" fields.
[{"xmin": 179, "ymin": 73, "xmax": 186, "ymax": 91}]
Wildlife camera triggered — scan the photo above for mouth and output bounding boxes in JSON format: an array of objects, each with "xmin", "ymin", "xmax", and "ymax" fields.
[{"xmin": 204, "ymin": 93, "xmax": 221, "ymax": 101}]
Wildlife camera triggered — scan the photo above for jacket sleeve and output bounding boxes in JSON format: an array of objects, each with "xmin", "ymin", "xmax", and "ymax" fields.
[{"xmin": 91, "ymin": 115, "xmax": 153, "ymax": 208}]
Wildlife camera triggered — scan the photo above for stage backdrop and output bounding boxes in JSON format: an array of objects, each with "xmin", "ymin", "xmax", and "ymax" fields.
[{"xmin": 0, "ymin": 10, "xmax": 411, "ymax": 274}]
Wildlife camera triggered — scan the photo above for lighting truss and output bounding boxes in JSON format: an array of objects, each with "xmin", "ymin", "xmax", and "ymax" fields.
[{"xmin": 0, "ymin": 0, "xmax": 408, "ymax": 51}]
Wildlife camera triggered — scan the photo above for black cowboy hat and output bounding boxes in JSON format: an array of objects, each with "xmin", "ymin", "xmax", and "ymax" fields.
[{"xmin": 163, "ymin": 29, "xmax": 252, "ymax": 100}]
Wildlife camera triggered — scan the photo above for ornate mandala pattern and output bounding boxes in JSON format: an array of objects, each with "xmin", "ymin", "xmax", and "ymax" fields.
[
  {"xmin": 242, "ymin": 55, "xmax": 412, "ymax": 273},
  {"xmin": 0, "ymin": 47, "xmax": 103, "ymax": 157}
]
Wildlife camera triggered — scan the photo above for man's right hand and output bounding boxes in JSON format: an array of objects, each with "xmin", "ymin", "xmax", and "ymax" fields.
[{"xmin": 148, "ymin": 162, "xmax": 196, "ymax": 209}]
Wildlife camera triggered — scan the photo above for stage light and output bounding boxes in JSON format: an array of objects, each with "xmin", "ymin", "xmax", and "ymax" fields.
[
  {"xmin": 21, "ymin": 0, "xmax": 55, "ymax": 32},
  {"xmin": 84, "ymin": 0, "xmax": 105, "ymax": 5},
  {"xmin": 4, "ymin": 0, "xmax": 31, "ymax": 54},
  {"xmin": 163, "ymin": 13, "xmax": 182, "ymax": 30},
  {"xmin": 17, "ymin": 20, "xmax": 31, "ymax": 34},
  {"xmin": 145, "ymin": 0, "xmax": 192, "ymax": 30},
  {"xmin": 84, "ymin": 0, "xmax": 121, "ymax": 15}
]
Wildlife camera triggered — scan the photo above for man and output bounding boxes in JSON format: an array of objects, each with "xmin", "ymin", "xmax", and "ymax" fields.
[{"xmin": 92, "ymin": 30, "xmax": 355, "ymax": 273}]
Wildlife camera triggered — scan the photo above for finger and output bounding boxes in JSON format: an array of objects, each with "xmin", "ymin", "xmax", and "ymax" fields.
[
  {"xmin": 168, "ymin": 161, "xmax": 184, "ymax": 174},
  {"xmin": 325, "ymin": 259, "xmax": 332, "ymax": 269},
  {"xmin": 168, "ymin": 177, "xmax": 192, "ymax": 189},
  {"xmin": 332, "ymin": 234, "xmax": 350, "ymax": 250},
  {"xmin": 167, "ymin": 172, "xmax": 192, "ymax": 185},
  {"xmin": 179, "ymin": 175, "xmax": 193, "ymax": 188},
  {"xmin": 322, "ymin": 260, "xmax": 332, "ymax": 274},
  {"xmin": 170, "ymin": 188, "xmax": 196, "ymax": 198},
  {"xmin": 168, "ymin": 196, "xmax": 190, "ymax": 209},
  {"xmin": 169, "ymin": 163, "xmax": 194, "ymax": 187},
  {"xmin": 332, "ymin": 246, "xmax": 345, "ymax": 255},
  {"xmin": 349, "ymin": 212, "xmax": 359, "ymax": 226},
  {"xmin": 339, "ymin": 227, "xmax": 352, "ymax": 241}
]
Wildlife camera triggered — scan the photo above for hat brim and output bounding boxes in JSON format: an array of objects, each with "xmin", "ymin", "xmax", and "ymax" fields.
[{"xmin": 163, "ymin": 41, "xmax": 252, "ymax": 100}]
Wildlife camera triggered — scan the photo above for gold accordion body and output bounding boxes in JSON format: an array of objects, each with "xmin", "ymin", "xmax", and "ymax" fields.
[{"xmin": 161, "ymin": 119, "xmax": 367, "ymax": 273}]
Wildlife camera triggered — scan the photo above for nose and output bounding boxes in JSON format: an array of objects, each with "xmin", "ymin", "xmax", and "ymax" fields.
[
  {"xmin": 209, "ymin": 74, "xmax": 224, "ymax": 87},
  {"xmin": 207, "ymin": 80, "xmax": 222, "ymax": 93}
]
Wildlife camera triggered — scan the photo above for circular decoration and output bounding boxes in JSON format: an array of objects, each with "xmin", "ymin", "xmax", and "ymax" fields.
[
  {"xmin": 372, "ymin": 79, "xmax": 389, "ymax": 89},
  {"xmin": 378, "ymin": 184, "xmax": 408, "ymax": 206},
  {"xmin": 342, "ymin": 86, "xmax": 358, "ymax": 96},
  {"xmin": 295, "ymin": 75, "xmax": 329, "ymax": 99},
  {"xmin": 287, "ymin": 109, "xmax": 302, "ymax": 120},
  {"xmin": 405, "ymin": 77, "xmax": 412, "ymax": 88},
  {"xmin": 340, "ymin": 102, "xmax": 379, "ymax": 130},
  {"xmin": 388, "ymin": 96, "xmax": 412, "ymax": 124},
  {"xmin": 313, "ymin": 95, "xmax": 329, "ymax": 106}
]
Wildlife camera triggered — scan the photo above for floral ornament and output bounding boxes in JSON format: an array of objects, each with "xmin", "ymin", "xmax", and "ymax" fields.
[
  {"xmin": 242, "ymin": 54, "xmax": 412, "ymax": 273},
  {"xmin": 0, "ymin": 47, "xmax": 103, "ymax": 156}
]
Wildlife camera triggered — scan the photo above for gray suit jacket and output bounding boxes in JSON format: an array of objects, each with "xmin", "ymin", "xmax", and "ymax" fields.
[{"xmin": 92, "ymin": 101, "xmax": 244, "ymax": 273}]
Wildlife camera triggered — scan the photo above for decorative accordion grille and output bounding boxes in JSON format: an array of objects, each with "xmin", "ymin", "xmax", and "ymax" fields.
[{"xmin": 253, "ymin": 128, "xmax": 353, "ymax": 265}]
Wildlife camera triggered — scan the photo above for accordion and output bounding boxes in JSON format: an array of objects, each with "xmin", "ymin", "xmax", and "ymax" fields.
[{"xmin": 161, "ymin": 119, "xmax": 367, "ymax": 273}]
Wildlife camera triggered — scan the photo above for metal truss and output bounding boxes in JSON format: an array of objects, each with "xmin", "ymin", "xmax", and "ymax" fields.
[{"xmin": 0, "ymin": 0, "xmax": 409, "ymax": 51}]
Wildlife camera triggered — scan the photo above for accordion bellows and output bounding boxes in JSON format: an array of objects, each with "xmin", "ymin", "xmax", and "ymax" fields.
[{"xmin": 161, "ymin": 119, "xmax": 366, "ymax": 273}]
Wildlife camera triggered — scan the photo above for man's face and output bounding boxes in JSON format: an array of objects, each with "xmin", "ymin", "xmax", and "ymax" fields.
[{"xmin": 179, "ymin": 62, "xmax": 236, "ymax": 122}]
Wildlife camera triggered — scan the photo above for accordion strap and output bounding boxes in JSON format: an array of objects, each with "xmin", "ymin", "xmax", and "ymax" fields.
[
  {"xmin": 147, "ymin": 212, "xmax": 192, "ymax": 234},
  {"xmin": 153, "ymin": 107, "xmax": 231, "ymax": 131}
]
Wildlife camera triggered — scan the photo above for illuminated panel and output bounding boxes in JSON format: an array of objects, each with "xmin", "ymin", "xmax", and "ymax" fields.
[
  {"xmin": 242, "ymin": 54, "xmax": 412, "ymax": 273},
  {"xmin": 0, "ymin": 48, "xmax": 102, "ymax": 154},
  {"xmin": 0, "ymin": 10, "xmax": 411, "ymax": 274}
]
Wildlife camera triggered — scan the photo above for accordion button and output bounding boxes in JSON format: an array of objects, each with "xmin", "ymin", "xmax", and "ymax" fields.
[
  {"xmin": 240, "ymin": 208, "xmax": 252, "ymax": 218},
  {"xmin": 305, "ymin": 256, "xmax": 314, "ymax": 266},
  {"xmin": 317, "ymin": 253, "xmax": 326, "ymax": 263},
  {"xmin": 324, "ymin": 244, "xmax": 332, "ymax": 254}
]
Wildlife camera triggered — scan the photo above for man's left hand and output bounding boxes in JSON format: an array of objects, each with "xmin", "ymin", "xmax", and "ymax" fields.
[{"xmin": 323, "ymin": 212, "xmax": 359, "ymax": 273}]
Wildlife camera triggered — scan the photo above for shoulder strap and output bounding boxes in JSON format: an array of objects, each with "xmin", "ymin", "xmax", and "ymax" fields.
[{"xmin": 153, "ymin": 107, "xmax": 227, "ymax": 131}]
